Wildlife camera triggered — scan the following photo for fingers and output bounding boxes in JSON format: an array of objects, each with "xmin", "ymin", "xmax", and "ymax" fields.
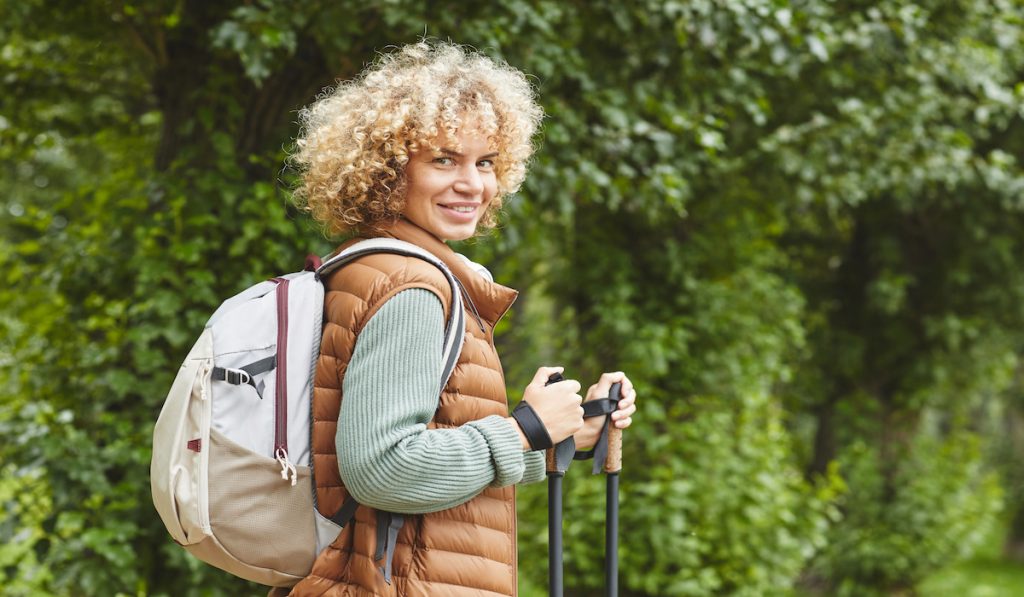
[
  {"xmin": 602, "ymin": 370, "xmax": 625, "ymax": 386},
  {"xmin": 543, "ymin": 378, "xmax": 583, "ymax": 395},
  {"xmin": 615, "ymin": 387, "xmax": 637, "ymax": 411},
  {"xmin": 588, "ymin": 371, "xmax": 628, "ymax": 399},
  {"xmin": 614, "ymin": 378, "xmax": 630, "ymax": 401},
  {"xmin": 613, "ymin": 399, "xmax": 636, "ymax": 428},
  {"xmin": 530, "ymin": 366, "xmax": 565, "ymax": 386},
  {"xmin": 521, "ymin": 367, "xmax": 587, "ymax": 443},
  {"xmin": 587, "ymin": 371, "xmax": 617, "ymax": 401},
  {"xmin": 612, "ymin": 386, "xmax": 637, "ymax": 428},
  {"xmin": 530, "ymin": 368, "xmax": 635, "ymax": 434}
]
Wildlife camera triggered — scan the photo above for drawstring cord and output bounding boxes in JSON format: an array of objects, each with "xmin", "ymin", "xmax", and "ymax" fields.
[
  {"xmin": 199, "ymin": 361, "xmax": 211, "ymax": 401},
  {"xmin": 275, "ymin": 448, "xmax": 298, "ymax": 486}
]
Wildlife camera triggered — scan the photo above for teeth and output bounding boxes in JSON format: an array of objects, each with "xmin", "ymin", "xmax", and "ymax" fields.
[{"xmin": 446, "ymin": 205, "xmax": 475, "ymax": 213}]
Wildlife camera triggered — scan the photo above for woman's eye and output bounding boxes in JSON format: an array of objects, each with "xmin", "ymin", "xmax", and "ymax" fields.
[
  {"xmin": 477, "ymin": 159, "xmax": 494, "ymax": 169},
  {"xmin": 433, "ymin": 156, "xmax": 454, "ymax": 166}
]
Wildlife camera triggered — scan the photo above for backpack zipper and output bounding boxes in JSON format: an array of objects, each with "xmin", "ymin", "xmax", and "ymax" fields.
[{"xmin": 272, "ymin": 278, "xmax": 298, "ymax": 486}]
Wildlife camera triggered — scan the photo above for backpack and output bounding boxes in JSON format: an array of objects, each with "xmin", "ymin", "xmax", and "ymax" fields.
[{"xmin": 150, "ymin": 238, "xmax": 465, "ymax": 587}]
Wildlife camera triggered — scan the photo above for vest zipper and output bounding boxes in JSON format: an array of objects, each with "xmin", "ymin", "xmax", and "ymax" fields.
[
  {"xmin": 487, "ymin": 292, "xmax": 519, "ymax": 591},
  {"xmin": 481, "ymin": 286, "xmax": 516, "ymax": 338},
  {"xmin": 460, "ymin": 284, "xmax": 487, "ymax": 334},
  {"xmin": 512, "ymin": 485, "xmax": 519, "ymax": 596}
]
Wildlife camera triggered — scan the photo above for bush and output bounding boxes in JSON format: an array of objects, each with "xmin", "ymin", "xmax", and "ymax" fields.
[
  {"xmin": 812, "ymin": 432, "xmax": 1002, "ymax": 596},
  {"xmin": 517, "ymin": 391, "xmax": 842, "ymax": 596}
]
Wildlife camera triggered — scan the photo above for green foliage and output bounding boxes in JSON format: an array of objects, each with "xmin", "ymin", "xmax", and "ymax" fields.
[
  {"xmin": 814, "ymin": 434, "xmax": 1003, "ymax": 596},
  {"xmin": 519, "ymin": 391, "xmax": 842, "ymax": 597},
  {"xmin": 2, "ymin": 0, "xmax": 1023, "ymax": 595},
  {"xmin": 919, "ymin": 515, "xmax": 1024, "ymax": 597}
]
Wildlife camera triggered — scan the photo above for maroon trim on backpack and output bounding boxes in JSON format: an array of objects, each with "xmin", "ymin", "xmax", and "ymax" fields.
[
  {"xmin": 271, "ymin": 277, "xmax": 290, "ymax": 456},
  {"xmin": 187, "ymin": 438, "xmax": 202, "ymax": 452},
  {"xmin": 304, "ymin": 253, "xmax": 322, "ymax": 271}
]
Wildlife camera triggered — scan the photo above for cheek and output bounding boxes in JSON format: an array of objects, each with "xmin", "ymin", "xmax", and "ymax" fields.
[
  {"xmin": 402, "ymin": 175, "xmax": 432, "ymax": 219},
  {"xmin": 404, "ymin": 173, "xmax": 430, "ymax": 206},
  {"xmin": 485, "ymin": 174, "xmax": 499, "ymax": 199},
  {"xmin": 409, "ymin": 170, "xmax": 449, "ymax": 200}
]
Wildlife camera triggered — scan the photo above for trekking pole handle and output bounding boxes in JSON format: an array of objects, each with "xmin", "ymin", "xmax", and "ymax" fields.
[
  {"xmin": 604, "ymin": 382, "xmax": 623, "ymax": 473},
  {"xmin": 544, "ymin": 372, "xmax": 576, "ymax": 475}
]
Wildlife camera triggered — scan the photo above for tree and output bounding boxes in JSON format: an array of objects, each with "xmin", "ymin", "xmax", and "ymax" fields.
[{"xmin": 2, "ymin": 1, "xmax": 1022, "ymax": 595}]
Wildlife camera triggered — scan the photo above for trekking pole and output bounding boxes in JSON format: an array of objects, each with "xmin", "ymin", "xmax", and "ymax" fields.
[
  {"xmin": 545, "ymin": 372, "xmax": 575, "ymax": 597},
  {"xmin": 604, "ymin": 382, "xmax": 623, "ymax": 597}
]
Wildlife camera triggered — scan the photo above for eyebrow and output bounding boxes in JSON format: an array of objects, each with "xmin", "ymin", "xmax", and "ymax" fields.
[{"xmin": 439, "ymin": 148, "xmax": 499, "ymax": 159}]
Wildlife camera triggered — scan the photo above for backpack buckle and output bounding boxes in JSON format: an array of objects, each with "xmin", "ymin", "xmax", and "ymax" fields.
[{"xmin": 225, "ymin": 368, "xmax": 251, "ymax": 385}]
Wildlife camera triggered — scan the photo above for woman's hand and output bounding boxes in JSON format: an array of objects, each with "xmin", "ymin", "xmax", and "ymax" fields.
[
  {"xmin": 574, "ymin": 371, "xmax": 637, "ymax": 451},
  {"xmin": 507, "ymin": 367, "xmax": 584, "ymax": 450}
]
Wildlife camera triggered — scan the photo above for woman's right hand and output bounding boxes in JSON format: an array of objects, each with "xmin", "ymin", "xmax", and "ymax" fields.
[{"xmin": 516, "ymin": 366, "xmax": 585, "ymax": 446}]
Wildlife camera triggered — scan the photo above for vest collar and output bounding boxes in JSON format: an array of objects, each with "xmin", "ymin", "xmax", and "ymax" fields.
[{"xmin": 372, "ymin": 218, "xmax": 519, "ymax": 326}]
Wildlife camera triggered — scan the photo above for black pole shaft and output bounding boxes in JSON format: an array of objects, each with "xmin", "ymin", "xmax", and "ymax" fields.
[
  {"xmin": 549, "ymin": 473, "xmax": 564, "ymax": 597},
  {"xmin": 606, "ymin": 472, "xmax": 619, "ymax": 597}
]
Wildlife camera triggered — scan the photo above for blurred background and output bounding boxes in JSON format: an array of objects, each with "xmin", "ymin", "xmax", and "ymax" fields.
[{"xmin": 2, "ymin": 1, "xmax": 1023, "ymax": 595}]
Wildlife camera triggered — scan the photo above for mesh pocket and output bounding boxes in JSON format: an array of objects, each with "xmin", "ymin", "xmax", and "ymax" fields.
[{"xmin": 206, "ymin": 428, "xmax": 316, "ymax": 577}]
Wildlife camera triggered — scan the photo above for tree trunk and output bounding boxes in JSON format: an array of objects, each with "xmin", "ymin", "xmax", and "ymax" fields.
[
  {"xmin": 235, "ymin": 34, "xmax": 334, "ymax": 180},
  {"xmin": 808, "ymin": 398, "xmax": 836, "ymax": 477},
  {"xmin": 150, "ymin": 1, "xmax": 236, "ymax": 172}
]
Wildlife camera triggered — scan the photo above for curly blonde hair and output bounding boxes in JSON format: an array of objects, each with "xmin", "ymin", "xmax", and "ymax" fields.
[{"xmin": 291, "ymin": 41, "xmax": 544, "ymax": 237}]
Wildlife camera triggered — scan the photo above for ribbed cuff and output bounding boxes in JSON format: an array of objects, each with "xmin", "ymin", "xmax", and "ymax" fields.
[
  {"xmin": 467, "ymin": 414, "xmax": 527, "ymax": 487},
  {"xmin": 522, "ymin": 451, "xmax": 546, "ymax": 484}
]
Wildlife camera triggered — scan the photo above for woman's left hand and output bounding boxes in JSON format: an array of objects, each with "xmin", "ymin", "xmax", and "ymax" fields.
[{"xmin": 573, "ymin": 371, "xmax": 637, "ymax": 451}]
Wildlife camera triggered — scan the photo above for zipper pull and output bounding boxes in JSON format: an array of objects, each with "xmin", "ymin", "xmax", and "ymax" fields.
[
  {"xmin": 275, "ymin": 448, "xmax": 298, "ymax": 486},
  {"xmin": 200, "ymin": 362, "xmax": 212, "ymax": 401}
]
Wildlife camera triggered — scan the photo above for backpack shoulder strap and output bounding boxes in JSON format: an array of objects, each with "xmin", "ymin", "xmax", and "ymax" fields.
[{"xmin": 316, "ymin": 238, "xmax": 465, "ymax": 395}]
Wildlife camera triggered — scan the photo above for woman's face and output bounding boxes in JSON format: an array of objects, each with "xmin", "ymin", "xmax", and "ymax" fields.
[{"xmin": 402, "ymin": 127, "xmax": 498, "ymax": 242}]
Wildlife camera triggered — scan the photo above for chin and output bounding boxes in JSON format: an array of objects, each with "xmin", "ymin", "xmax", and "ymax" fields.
[
  {"xmin": 443, "ymin": 229, "xmax": 476, "ymax": 242},
  {"xmin": 436, "ymin": 222, "xmax": 480, "ymax": 242}
]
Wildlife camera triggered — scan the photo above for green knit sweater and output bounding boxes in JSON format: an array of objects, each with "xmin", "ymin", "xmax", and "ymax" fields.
[{"xmin": 336, "ymin": 288, "xmax": 546, "ymax": 514}]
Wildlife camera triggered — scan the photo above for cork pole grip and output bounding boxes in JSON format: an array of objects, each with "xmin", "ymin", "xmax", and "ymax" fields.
[
  {"xmin": 545, "ymin": 371, "xmax": 567, "ymax": 474},
  {"xmin": 605, "ymin": 426, "xmax": 623, "ymax": 473},
  {"xmin": 604, "ymin": 382, "xmax": 623, "ymax": 473}
]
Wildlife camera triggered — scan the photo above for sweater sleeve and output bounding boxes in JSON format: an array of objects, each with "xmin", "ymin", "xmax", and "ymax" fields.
[
  {"xmin": 336, "ymin": 288, "xmax": 535, "ymax": 514},
  {"xmin": 522, "ymin": 451, "xmax": 546, "ymax": 484}
]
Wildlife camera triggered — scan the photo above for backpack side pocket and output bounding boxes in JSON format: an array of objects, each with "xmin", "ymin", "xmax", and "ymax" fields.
[{"xmin": 151, "ymin": 329, "xmax": 214, "ymax": 545}]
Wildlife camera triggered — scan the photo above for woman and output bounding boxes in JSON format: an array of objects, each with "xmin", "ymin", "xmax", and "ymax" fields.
[{"xmin": 288, "ymin": 41, "xmax": 637, "ymax": 596}]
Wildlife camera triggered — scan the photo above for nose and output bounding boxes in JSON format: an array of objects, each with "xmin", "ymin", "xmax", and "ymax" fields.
[{"xmin": 452, "ymin": 164, "xmax": 484, "ymax": 196}]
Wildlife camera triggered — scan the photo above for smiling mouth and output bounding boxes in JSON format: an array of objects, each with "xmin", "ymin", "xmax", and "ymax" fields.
[{"xmin": 440, "ymin": 204, "xmax": 478, "ymax": 213}]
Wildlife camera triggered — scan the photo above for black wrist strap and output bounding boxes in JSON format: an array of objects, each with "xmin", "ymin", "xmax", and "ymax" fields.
[
  {"xmin": 511, "ymin": 400, "xmax": 553, "ymax": 451},
  {"xmin": 573, "ymin": 396, "xmax": 621, "ymax": 474}
]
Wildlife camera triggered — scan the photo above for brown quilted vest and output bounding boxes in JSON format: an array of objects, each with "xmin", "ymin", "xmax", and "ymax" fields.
[{"xmin": 290, "ymin": 218, "xmax": 520, "ymax": 596}]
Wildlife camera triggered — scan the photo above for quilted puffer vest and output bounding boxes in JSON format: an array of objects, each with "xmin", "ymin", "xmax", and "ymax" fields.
[{"xmin": 290, "ymin": 218, "xmax": 520, "ymax": 596}]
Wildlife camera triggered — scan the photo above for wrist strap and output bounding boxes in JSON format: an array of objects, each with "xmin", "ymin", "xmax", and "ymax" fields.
[
  {"xmin": 573, "ymin": 396, "xmax": 621, "ymax": 474},
  {"xmin": 512, "ymin": 401, "xmax": 553, "ymax": 451}
]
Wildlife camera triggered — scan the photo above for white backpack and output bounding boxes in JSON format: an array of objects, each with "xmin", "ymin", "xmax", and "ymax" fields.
[{"xmin": 150, "ymin": 238, "xmax": 465, "ymax": 587}]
